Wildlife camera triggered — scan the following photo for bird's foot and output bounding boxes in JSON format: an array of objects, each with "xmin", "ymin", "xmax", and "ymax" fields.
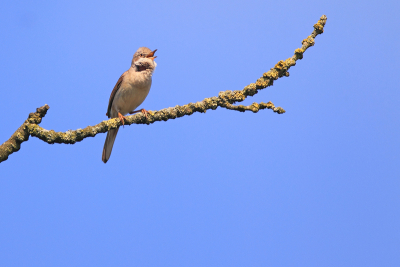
[
  {"xmin": 118, "ymin": 112, "xmax": 126, "ymax": 127},
  {"xmin": 129, "ymin": 109, "xmax": 149, "ymax": 120}
]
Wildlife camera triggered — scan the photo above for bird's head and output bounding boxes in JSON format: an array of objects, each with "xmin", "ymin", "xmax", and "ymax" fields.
[{"xmin": 132, "ymin": 47, "xmax": 157, "ymax": 65}]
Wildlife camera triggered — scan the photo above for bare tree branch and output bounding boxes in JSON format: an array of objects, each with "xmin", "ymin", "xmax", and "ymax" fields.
[
  {"xmin": 0, "ymin": 105, "xmax": 50, "ymax": 162},
  {"xmin": 0, "ymin": 15, "xmax": 327, "ymax": 163}
]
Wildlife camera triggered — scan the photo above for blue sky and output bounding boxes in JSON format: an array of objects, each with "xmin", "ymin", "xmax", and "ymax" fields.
[{"xmin": 0, "ymin": 0, "xmax": 399, "ymax": 266}]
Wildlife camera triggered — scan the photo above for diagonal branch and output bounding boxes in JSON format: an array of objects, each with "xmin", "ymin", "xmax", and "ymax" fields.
[{"xmin": 0, "ymin": 15, "xmax": 327, "ymax": 163}]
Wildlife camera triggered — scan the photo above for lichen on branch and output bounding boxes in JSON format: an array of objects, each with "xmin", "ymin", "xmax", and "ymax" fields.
[{"xmin": 0, "ymin": 15, "xmax": 327, "ymax": 163}]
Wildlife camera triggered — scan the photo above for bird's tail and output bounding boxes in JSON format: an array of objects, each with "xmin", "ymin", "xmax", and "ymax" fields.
[{"xmin": 102, "ymin": 127, "xmax": 119, "ymax": 163}]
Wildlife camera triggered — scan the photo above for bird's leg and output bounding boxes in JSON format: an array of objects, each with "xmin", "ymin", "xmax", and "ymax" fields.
[
  {"xmin": 118, "ymin": 112, "xmax": 126, "ymax": 127},
  {"xmin": 129, "ymin": 109, "xmax": 149, "ymax": 120}
]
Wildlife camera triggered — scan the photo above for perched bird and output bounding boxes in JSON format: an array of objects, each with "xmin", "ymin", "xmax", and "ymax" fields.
[{"xmin": 102, "ymin": 47, "xmax": 157, "ymax": 163}]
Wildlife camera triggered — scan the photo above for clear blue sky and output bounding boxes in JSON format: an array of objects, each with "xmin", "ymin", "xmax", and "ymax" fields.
[{"xmin": 1, "ymin": 0, "xmax": 399, "ymax": 266}]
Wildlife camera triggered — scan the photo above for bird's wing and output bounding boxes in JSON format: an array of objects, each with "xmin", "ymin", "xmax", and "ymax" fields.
[{"xmin": 106, "ymin": 71, "xmax": 127, "ymax": 118}]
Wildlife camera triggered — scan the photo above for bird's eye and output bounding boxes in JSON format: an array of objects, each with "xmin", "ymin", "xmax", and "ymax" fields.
[{"xmin": 140, "ymin": 53, "xmax": 143, "ymax": 57}]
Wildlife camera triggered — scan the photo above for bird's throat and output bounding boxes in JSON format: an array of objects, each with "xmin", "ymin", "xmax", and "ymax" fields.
[{"xmin": 137, "ymin": 65, "xmax": 147, "ymax": 72}]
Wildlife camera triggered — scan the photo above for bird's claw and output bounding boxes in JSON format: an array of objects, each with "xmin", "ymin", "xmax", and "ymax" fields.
[
  {"xmin": 118, "ymin": 112, "xmax": 126, "ymax": 127},
  {"xmin": 129, "ymin": 108, "xmax": 149, "ymax": 120}
]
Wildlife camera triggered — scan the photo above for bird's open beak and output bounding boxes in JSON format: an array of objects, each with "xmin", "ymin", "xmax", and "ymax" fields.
[{"xmin": 146, "ymin": 49, "xmax": 157, "ymax": 60}]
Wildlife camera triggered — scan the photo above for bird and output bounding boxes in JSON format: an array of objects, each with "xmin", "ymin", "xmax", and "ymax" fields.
[{"xmin": 102, "ymin": 47, "xmax": 157, "ymax": 163}]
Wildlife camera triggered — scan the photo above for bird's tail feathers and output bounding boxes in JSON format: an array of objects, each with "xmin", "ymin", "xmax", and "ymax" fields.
[{"xmin": 102, "ymin": 127, "xmax": 119, "ymax": 163}]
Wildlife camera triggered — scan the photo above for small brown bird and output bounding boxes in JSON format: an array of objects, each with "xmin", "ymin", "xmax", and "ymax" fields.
[{"xmin": 102, "ymin": 47, "xmax": 157, "ymax": 163}]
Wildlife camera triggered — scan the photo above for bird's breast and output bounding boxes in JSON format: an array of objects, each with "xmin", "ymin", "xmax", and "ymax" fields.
[{"xmin": 112, "ymin": 75, "xmax": 152, "ymax": 116}]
